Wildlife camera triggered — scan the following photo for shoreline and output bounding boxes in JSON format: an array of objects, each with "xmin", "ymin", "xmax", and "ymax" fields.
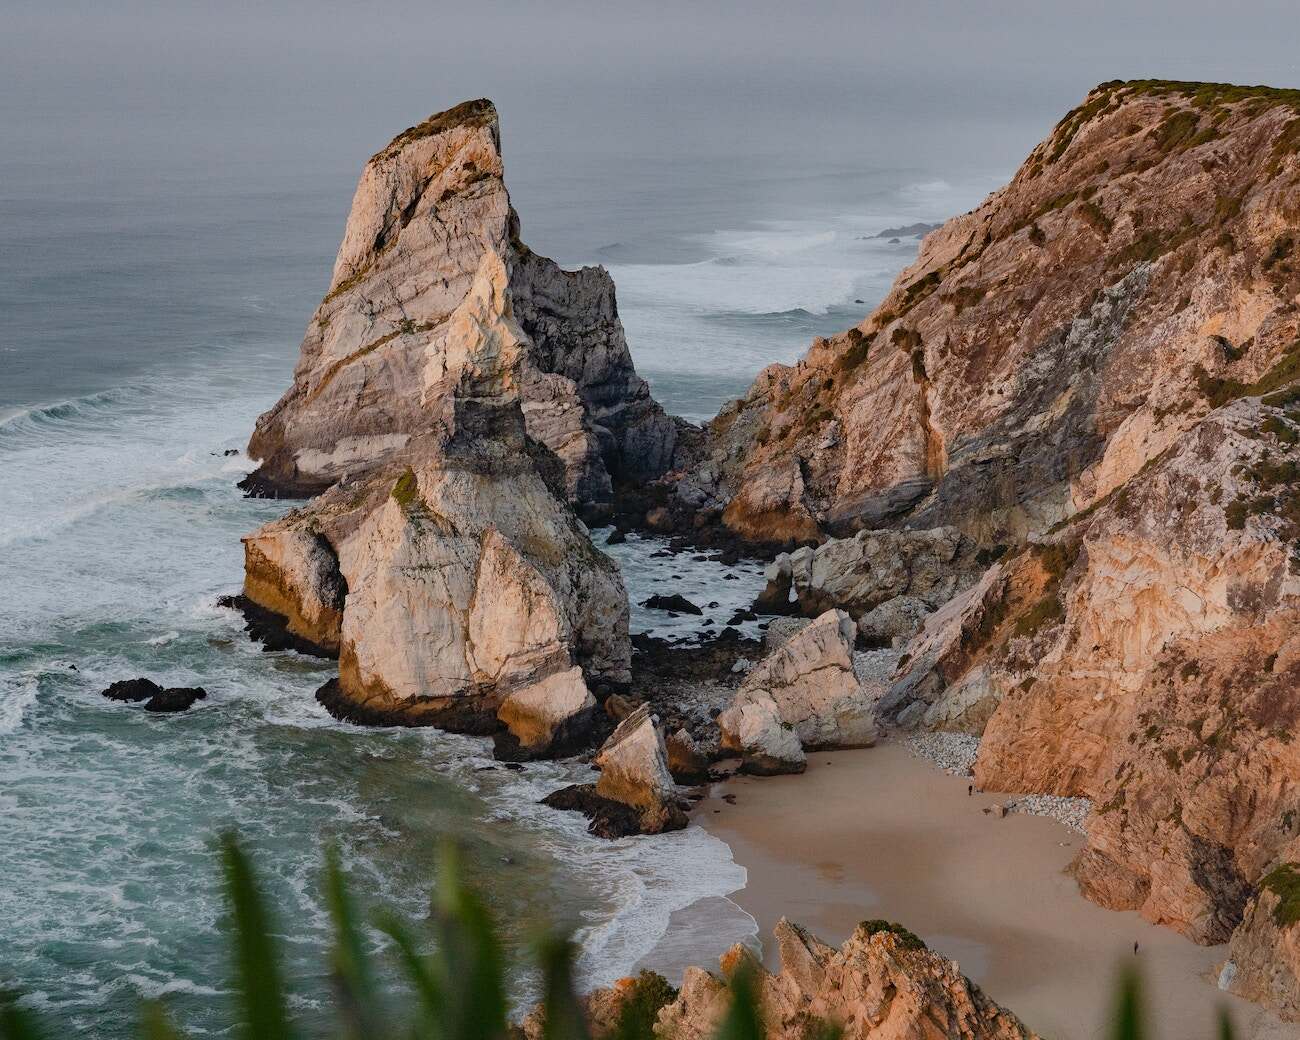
[{"xmin": 682, "ymin": 739, "xmax": 1289, "ymax": 1040}]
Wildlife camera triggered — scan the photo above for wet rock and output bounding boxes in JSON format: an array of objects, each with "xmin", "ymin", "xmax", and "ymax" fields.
[
  {"xmin": 101, "ymin": 679, "xmax": 207, "ymax": 713},
  {"xmin": 495, "ymin": 666, "xmax": 598, "ymax": 760},
  {"xmin": 641, "ymin": 593, "xmax": 702, "ymax": 616},
  {"xmin": 218, "ymin": 593, "xmax": 337, "ymax": 659},
  {"xmin": 544, "ymin": 705, "xmax": 687, "ymax": 836}
]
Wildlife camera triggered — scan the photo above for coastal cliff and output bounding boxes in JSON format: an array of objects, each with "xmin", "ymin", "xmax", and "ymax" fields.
[
  {"xmin": 666, "ymin": 80, "xmax": 1300, "ymax": 548},
  {"xmin": 243, "ymin": 98, "xmax": 677, "ymax": 518},
  {"xmin": 658, "ymin": 80, "xmax": 1300, "ymax": 1015},
  {"xmin": 230, "ymin": 85, "xmax": 1300, "ymax": 1021},
  {"xmin": 234, "ymin": 100, "xmax": 677, "ymax": 747}
]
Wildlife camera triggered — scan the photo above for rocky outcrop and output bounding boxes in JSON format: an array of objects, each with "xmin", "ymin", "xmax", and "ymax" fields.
[
  {"xmin": 720, "ymin": 610, "xmax": 874, "ymax": 773},
  {"xmin": 756, "ymin": 527, "xmax": 984, "ymax": 643},
  {"xmin": 243, "ymin": 241, "xmax": 631, "ymax": 736},
  {"xmin": 885, "ymin": 399, "xmax": 1300, "ymax": 961},
  {"xmin": 241, "ymin": 99, "xmax": 675, "ymax": 518},
  {"xmin": 1224, "ymin": 864, "xmax": 1300, "ymax": 1021},
  {"xmin": 521, "ymin": 971, "xmax": 679, "ymax": 1040},
  {"xmin": 675, "ymin": 81, "xmax": 1300, "ymax": 547},
  {"xmin": 543, "ymin": 705, "xmax": 688, "ymax": 837},
  {"xmin": 655, "ymin": 918, "xmax": 1037, "ymax": 1040},
  {"xmin": 101, "ymin": 679, "xmax": 207, "ymax": 713},
  {"xmin": 495, "ymin": 666, "xmax": 598, "ymax": 760}
]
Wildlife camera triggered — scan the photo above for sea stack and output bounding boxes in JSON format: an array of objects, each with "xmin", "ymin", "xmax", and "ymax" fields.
[
  {"xmin": 234, "ymin": 99, "xmax": 680, "ymax": 744},
  {"xmin": 242, "ymin": 98, "xmax": 677, "ymax": 517}
]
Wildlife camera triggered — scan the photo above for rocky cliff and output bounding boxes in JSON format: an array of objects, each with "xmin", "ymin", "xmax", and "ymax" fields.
[
  {"xmin": 234, "ymin": 100, "xmax": 680, "ymax": 744},
  {"xmin": 656, "ymin": 79, "xmax": 1300, "ymax": 1015},
  {"xmin": 533, "ymin": 918, "xmax": 1038, "ymax": 1040},
  {"xmin": 245, "ymin": 251, "xmax": 630, "ymax": 742},
  {"xmin": 667, "ymin": 80, "xmax": 1300, "ymax": 548},
  {"xmin": 242, "ymin": 98, "xmax": 677, "ymax": 519}
]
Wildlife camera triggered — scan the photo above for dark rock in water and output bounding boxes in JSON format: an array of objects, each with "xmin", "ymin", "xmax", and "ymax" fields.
[
  {"xmin": 728, "ymin": 609, "xmax": 758, "ymax": 625},
  {"xmin": 707, "ymin": 601, "xmax": 720, "ymax": 608},
  {"xmin": 874, "ymin": 221, "xmax": 940, "ymax": 239},
  {"xmin": 217, "ymin": 594, "xmax": 337, "ymax": 659},
  {"xmin": 101, "ymin": 678, "xmax": 207, "ymax": 712},
  {"xmin": 102, "ymin": 678, "xmax": 163, "ymax": 703},
  {"xmin": 641, "ymin": 593, "xmax": 702, "ymax": 615},
  {"xmin": 493, "ymin": 704, "xmax": 608, "ymax": 763},
  {"xmin": 541, "ymin": 783, "xmax": 678, "ymax": 839},
  {"xmin": 145, "ymin": 687, "xmax": 207, "ymax": 713},
  {"xmin": 889, "ymin": 237, "xmax": 901, "ymax": 244},
  {"xmin": 222, "ymin": 448, "xmax": 239, "ymax": 457},
  {"xmin": 701, "ymin": 619, "xmax": 714, "ymax": 627},
  {"xmin": 722, "ymin": 573, "xmax": 738, "ymax": 581},
  {"xmin": 606, "ymin": 528, "xmax": 627, "ymax": 545},
  {"xmin": 502, "ymin": 762, "xmax": 525, "ymax": 772}
]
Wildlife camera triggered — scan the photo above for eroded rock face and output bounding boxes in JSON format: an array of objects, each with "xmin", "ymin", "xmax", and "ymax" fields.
[
  {"xmin": 720, "ymin": 610, "xmax": 874, "ymax": 772},
  {"xmin": 594, "ymin": 705, "xmax": 685, "ymax": 832},
  {"xmin": 756, "ymin": 528, "xmax": 983, "ymax": 638},
  {"xmin": 1225, "ymin": 866, "xmax": 1300, "ymax": 1021},
  {"xmin": 496, "ymin": 666, "xmax": 598, "ymax": 759},
  {"xmin": 681, "ymin": 82, "xmax": 1300, "ymax": 547},
  {"xmin": 655, "ymin": 919, "xmax": 1038, "ymax": 1040},
  {"xmin": 242, "ymin": 98, "xmax": 675, "ymax": 518},
  {"xmin": 242, "ymin": 244, "xmax": 631, "ymax": 735},
  {"xmin": 885, "ymin": 400, "xmax": 1300, "ymax": 957},
  {"xmin": 542, "ymin": 705, "xmax": 688, "ymax": 837}
]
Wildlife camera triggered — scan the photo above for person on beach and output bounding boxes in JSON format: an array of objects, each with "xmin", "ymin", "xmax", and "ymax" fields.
[
  {"xmin": 1134, "ymin": 941, "xmax": 1140, "ymax": 955},
  {"xmin": 968, "ymin": 784, "xmax": 973, "ymax": 797}
]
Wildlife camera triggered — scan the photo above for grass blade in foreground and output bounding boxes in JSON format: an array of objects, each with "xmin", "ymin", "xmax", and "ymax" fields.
[{"xmin": 219, "ymin": 832, "xmax": 295, "ymax": 1040}]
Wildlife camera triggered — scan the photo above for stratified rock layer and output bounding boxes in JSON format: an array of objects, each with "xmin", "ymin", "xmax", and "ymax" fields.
[
  {"xmin": 678, "ymin": 81, "xmax": 1300, "ymax": 547},
  {"xmin": 243, "ymin": 98, "xmax": 676, "ymax": 517},
  {"xmin": 243, "ymin": 230, "xmax": 631, "ymax": 733},
  {"xmin": 656, "ymin": 918, "xmax": 1038, "ymax": 1040}
]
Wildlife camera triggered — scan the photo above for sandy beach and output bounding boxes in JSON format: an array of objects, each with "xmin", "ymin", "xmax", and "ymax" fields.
[{"xmin": 688, "ymin": 741, "xmax": 1289, "ymax": 1040}]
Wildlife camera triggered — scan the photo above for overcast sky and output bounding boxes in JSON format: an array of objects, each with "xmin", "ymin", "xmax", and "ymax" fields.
[{"xmin": 5, "ymin": 1, "xmax": 1300, "ymax": 198}]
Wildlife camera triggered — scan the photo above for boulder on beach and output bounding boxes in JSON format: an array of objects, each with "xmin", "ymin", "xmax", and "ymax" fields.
[
  {"xmin": 724, "ymin": 609, "xmax": 876, "ymax": 753},
  {"xmin": 717, "ymin": 693, "xmax": 805, "ymax": 775}
]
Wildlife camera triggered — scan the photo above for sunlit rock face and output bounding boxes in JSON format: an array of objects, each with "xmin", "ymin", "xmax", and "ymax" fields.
[
  {"xmin": 240, "ymin": 137, "xmax": 639, "ymax": 733},
  {"xmin": 679, "ymin": 82, "xmax": 1300, "ymax": 549},
  {"xmin": 243, "ymin": 98, "xmax": 676, "ymax": 518}
]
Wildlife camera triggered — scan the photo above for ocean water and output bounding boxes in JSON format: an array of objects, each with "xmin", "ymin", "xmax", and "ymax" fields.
[{"xmin": 0, "ymin": 139, "xmax": 996, "ymax": 1035}]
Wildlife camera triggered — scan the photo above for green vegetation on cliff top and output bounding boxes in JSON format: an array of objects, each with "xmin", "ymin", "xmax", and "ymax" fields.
[{"xmin": 1261, "ymin": 862, "xmax": 1300, "ymax": 928}]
